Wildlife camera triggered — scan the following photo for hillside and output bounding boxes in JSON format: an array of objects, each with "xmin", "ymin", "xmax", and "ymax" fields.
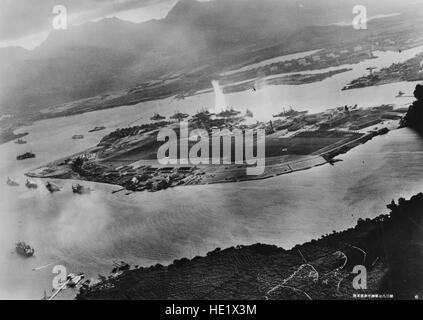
[
  {"xmin": 402, "ymin": 84, "xmax": 423, "ymax": 134},
  {"xmin": 77, "ymin": 193, "xmax": 423, "ymax": 300}
]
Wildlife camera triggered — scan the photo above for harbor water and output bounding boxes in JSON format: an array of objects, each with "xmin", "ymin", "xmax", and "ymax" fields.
[{"xmin": 1, "ymin": 46, "xmax": 423, "ymax": 299}]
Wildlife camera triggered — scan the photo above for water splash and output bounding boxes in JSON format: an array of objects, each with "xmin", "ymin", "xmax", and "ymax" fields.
[{"xmin": 211, "ymin": 80, "xmax": 227, "ymax": 112}]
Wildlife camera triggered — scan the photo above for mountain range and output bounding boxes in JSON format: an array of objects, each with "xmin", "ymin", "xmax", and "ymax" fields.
[{"xmin": 0, "ymin": 0, "xmax": 419, "ymax": 118}]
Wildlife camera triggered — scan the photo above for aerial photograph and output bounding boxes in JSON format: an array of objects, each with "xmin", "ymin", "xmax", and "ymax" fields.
[{"xmin": 1, "ymin": 0, "xmax": 423, "ymax": 307}]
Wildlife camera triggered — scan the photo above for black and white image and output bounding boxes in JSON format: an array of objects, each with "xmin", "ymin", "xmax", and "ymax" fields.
[{"xmin": 1, "ymin": 0, "xmax": 423, "ymax": 302}]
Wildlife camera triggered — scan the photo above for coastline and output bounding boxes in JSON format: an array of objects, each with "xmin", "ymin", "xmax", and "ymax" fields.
[
  {"xmin": 26, "ymin": 126, "xmax": 392, "ymax": 192},
  {"xmin": 3, "ymin": 124, "xmax": 422, "ymax": 300},
  {"xmin": 76, "ymin": 192, "xmax": 423, "ymax": 300},
  {"xmin": 3, "ymin": 43, "xmax": 422, "ymax": 147},
  {"xmin": 10, "ymin": 44, "xmax": 422, "ymax": 125},
  {"xmin": 342, "ymin": 50, "xmax": 423, "ymax": 91},
  {"xmin": 3, "ymin": 2, "xmax": 423, "ymax": 302},
  {"xmin": 0, "ymin": 130, "xmax": 28, "ymax": 145}
]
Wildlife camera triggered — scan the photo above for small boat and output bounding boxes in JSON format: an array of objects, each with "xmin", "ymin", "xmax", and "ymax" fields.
[
  {"xmin": 16, "ymin": 242, "xmax": 35, "ymax": 257},
  {"xmin": 72, "ymin": 184, "xmax": 92, "ymax": 195},
  {"xmin": 6, "ymin": 177, "xmax": 19, "ymax": 187},
  {"xmin": 17, "ymin": 152, "xmax": 35, "ymax": 160},
  {"xmin": 89, "ymin": 126, "xmax": 106, "ymax": 133},
  {"xmin": 72, "ymin": 135, "xmax": 84, "ymax": 140},
  {"xmin": 14, "ymin": 139, "xmax": 27, "ymax": 144},
  {"xmin": 396, "ymin": 90, "xmax": 405, "ymax": 97},
  {"xmin": 45, "ymin": 181, "xmax": 61, "ymax": 193},
  {"xmin": 25, "ymin": 179, "xmax": 38, "ymax": 189}
]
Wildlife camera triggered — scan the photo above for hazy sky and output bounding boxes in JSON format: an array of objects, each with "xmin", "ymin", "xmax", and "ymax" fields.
[
  {"xmin": 1, "ymin": 0, "xmax": 421, "ymax": 50},
  {"xmin": 0, "ymin": 0, "xmax": 179, "ymax": 49}
]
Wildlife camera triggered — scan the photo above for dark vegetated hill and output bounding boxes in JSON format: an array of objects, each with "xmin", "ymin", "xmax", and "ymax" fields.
[
  {"xmin": 402, "ymin": 84, "xmax": 423, "ymax": 134},
  {"xmin": 77, "ymin": 193, "xmax": 423, "ymax": 300}
]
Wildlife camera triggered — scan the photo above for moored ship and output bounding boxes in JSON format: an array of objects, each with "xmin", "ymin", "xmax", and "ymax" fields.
[
  {"xmin": 46, "ymin": 181, "xmax": 61, "ymax": 193},
  {"xmin": 216, "ymin": 107, "xmax": 241, "ymax": 118},
  {"xmin": 150, "ymin": 113, "xmax": 166, "ymax": 121},
  {"xmin": 245, "ymin": 109, "xmax": 254, "ymax": 118},
  {"xmin": 25, "ymin": 179, "xmax": 38, "ymax": 189},
  {"xmin": 16, "ymin": 152, "xmax": 35, "ymax": 160},
  {"xmin": 273, "ymin": 107, "xmax": 307, "ymax": 118},
  {"xmin": 170, "ymin": 111, "xmax": 189, "ymax": 121},
  {"xmin": 89, "ymin": 126, "xmax": 106, "ymax": 133},
  {"xmin": 14, "ymin": 138, "xmax": 27, "ymax": 144},
  {"xmin": 72, "ymin": 184, "xmax": 92, "ymax": 195},
  {"xmin": 396, "ymin": 90, "xmax": 405, "ymax": 97},
  {"xmin": 15, "ymin": 242, "xmax": 35, "ymax": 257}
]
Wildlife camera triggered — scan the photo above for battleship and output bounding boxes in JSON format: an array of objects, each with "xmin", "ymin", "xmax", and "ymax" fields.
[
  {"xmin": 191, "ymin": 109, "xmax": 214, "ymax": 123},
  {"xmin": 245, "ymin": 109, "xmax": 254, "ymax": 118},
  {"xmin": 6, "ymin": 177, "xmax": 19, "ymax": 187},
  {"xmin": 170, "ymin": 111, "xmax": 189, "ymax": 121},
  {"xmin": 45, "ymin": 181, "xmax": 61, "ymax": 193},
  {"xmin": 72, "ymin": 184, "xmax": 92, "ymax": 195},
  {"xmin": 25, "ymin": 179, "xmax": 38, "ymax": 189},
  {"xmin": 88, "ymin": 126, "xmax": 106, "ymax": 133},
  {"xmin": 216, "ymin": 107, "xmax": 241, "ymax": 118},
  {"xmin": 16, "ymin": 152, "xmax": 35, "ymax": 160},
  {"xmin": 150, "ymin": 113, "xmax": 166, "ymax": 121},
  {"xmin": 15, "ymin": 242, "xmax": 35, "ymax": 257},
  {"xmin": 273, "ymin": 107, "xmax": 308, "ymax": 118},
  {"xmin": 14, "ymin": 138, "xmax": 27, "ymax": 144}
]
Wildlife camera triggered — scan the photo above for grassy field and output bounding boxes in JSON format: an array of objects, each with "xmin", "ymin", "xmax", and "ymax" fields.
[{"xmin": 98, "ymin": 129, "xmax": 360, "ymax": 165}]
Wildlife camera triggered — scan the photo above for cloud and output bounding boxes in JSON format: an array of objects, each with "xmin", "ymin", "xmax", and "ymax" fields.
[{"xmin": 0, "ymin": 0, "xmax": 168, "ymax": 41}]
